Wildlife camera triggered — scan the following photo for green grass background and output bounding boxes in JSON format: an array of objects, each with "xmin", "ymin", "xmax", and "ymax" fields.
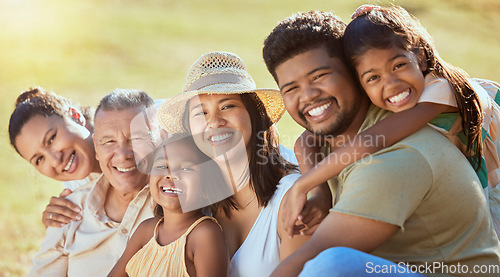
[{"xmin": 1, "ymin": 0, "xmax": 499, "ymax": 275}]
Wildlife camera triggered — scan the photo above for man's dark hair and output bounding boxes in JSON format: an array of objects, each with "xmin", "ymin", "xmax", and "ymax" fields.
[{"xmin": 263, "ymin": 11, "xmax": 347, "ymax": 82}]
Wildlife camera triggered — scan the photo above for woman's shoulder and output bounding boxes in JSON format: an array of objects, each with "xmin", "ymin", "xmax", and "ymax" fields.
[
  {"xmin": 269, "ymin": 172, "xmax": 301, "ymax": 205},
  {"xmin": 278, "ymin": 172, "xmax": 301, "ymax": 189}
]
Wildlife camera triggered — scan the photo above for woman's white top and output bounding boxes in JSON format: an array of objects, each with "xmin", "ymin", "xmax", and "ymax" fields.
[{"xmin": 229, "ymin": 172, "xmax": 301, "ymax": 277}]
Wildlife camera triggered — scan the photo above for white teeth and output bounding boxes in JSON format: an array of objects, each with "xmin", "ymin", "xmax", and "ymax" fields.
[
  {"xmin": 387, "ymin": 89, "xmax": 410, "ymax": 103},
  {"xmin": 308, "ymin": 103, "xmax": 331, "ymax": 117},
  {"xmin": 162, "ymin": 187, "xmax": 183, "ymax": 194},
  {"xmin": 209, "ymin": 133, "xmax": 233, "ymax": 142},
  {"xmin": 63, "ymin": 153, "xmax": 75, "ymax": 171},
  {"xmin": 116, "ymin": 166, "xmax": 136, "ymax": 172}
]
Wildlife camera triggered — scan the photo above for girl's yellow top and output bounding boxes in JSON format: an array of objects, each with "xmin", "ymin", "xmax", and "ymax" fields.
[{"xmin": 125, "ymin": 216, "xmax": 219, "ymax": 277}]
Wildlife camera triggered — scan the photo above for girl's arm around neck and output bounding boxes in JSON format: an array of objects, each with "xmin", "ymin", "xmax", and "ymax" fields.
[
  {"xmin": 294, "ymin": 130, "xmax": 327, "ymax": 174},
  {"xmin": 186, "ymin": 219, "xmax": 229, "ymax": 277},
  {"xmin": 107, "ymin": 218, "xmax": 158, "ymax": 277},
  {"xmin": 285, "ymin": 131, "xmax": 332, "ymax": 236},
  {"xmin": 294, "ymin": 102, "xmax": 453, "ymax": 194},
  {"xmin": 281, "ymin": 102, "xmax": 451, "ymax": 238}
]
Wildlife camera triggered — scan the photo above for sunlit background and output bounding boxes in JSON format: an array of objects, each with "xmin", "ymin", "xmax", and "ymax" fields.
[{"xmin": 1, "ymin": 0, "xmax": 499, "ymax": 275}]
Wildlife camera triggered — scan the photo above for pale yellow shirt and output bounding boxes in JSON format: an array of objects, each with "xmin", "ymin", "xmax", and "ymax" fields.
[
  {"xmin": 329, "ymin": 105, "xmax": 500, "ymax": 276},
  {"xmin": 28, "ymin": 174, "xmax": 153, "ymax": 277},
  {"xmin": 125, "ymin": 216, "xmax": 220, "ymax": 277}
]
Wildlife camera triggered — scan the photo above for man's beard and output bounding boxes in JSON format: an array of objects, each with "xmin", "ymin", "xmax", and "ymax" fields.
[
  {"xmin": 306, "ymin": 113, "xmax": 353, "ymax": 137},
  {"xmin": 301, "ymin": 97, "xmax": 358, "ymax": 137}
]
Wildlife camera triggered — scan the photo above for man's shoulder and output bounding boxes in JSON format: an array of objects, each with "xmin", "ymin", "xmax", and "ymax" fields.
[
  {"xmin": 346, "ymin": 118, "xmax": 464, "ymax": 169},
  {"xmin": 344, "ymin": 125, "xmax": 475, "ymax": 184},
  {"xmin": 64, "ymin": 174, "xmax": 103, "ymax": 206},
  {"xmin": 377, "ymin": 126, "xmax": 465, "ymax": 167},
  {"xmin": 365, "ymin": 105, "xmax": 463, "ymax": 159},
  {"xmin": 395, "ymin": 125, "xmax": 461, "ymax": 156},
  {"xmin": 344, "ymin": 142, "xmax": 431, "ymax": 178}
]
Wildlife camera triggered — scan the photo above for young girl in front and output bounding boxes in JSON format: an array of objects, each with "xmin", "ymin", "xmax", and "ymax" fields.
[
  {"xmin": 108, "ymin": 135, "xmax": 229, "ymax": 277},
  {"xmin": 284, "ymin": 4, "xmax": 500, "ymax": 238}
]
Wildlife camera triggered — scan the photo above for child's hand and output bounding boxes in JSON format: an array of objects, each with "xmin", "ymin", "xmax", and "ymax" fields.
[
  {"xmin": 297, "ymin": 190, "xmax": 331, "ymax": 236},
  {"xmin": 281, "ymin": 182, "xmax": 308, "ymax": 239}
]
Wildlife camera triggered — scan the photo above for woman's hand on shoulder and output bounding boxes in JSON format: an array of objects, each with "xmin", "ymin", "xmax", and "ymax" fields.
[{"xmin": 42, "ymin": 189, "xmax": 82, "ymax": 228}]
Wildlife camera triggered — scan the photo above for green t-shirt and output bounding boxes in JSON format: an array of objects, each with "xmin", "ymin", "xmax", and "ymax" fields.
[{"xmin": 329, "ymin": 105, "xmax": 500, "ymax": 275}]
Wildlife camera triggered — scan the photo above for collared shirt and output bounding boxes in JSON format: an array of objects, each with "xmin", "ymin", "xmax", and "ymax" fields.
[{"xmin": 28, "ymin": 174, "xmax": 153, "ymax": 277}]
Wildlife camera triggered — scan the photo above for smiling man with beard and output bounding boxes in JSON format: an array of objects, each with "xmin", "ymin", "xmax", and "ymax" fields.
[{"xmin": 263, "ymin": 10, "xmax": 500, "ymax": 277}]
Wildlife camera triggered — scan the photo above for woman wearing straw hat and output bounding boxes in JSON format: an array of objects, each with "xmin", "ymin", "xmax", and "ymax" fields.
[{"xmin": 157, "ymin": 51, "xmax": 324, "ymax": 276}]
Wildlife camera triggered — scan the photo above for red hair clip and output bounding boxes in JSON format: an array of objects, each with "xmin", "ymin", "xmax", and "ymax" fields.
[
  {"xmin": 69, "ymin": 107, "xmax": 86, "ymax": 127},
  {"xmin": 351, "ymin": 4, "xmax": 381, "ymax": 19},
  {"xmin": 70, "ymin": 108, "xmax": 81, "ymax": 121}
]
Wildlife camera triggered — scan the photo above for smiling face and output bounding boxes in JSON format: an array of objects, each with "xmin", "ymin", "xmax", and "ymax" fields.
[
  {"xmin": 275, "ymin": 47, "xmax": 368, "ymax": 137},
  {"xmin": 15, "ymin": 114, "xmax": 97, "ymax": 182},
  {"xmin": 354, "ymin": 47, "xmax": 427, "ymax": 113},
  {"xmin": 149, "ymin": 140, "xmax": 203, "ymax": 213},
  {"xmin": 93, "ymin": 106, "xmax": 149, "ymax": 195},
  {"xmin": 187, "ymin": 94, "xmax": 252, "ymax": 159}
]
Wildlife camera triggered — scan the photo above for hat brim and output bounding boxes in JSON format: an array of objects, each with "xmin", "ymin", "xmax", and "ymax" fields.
[{"xmin": 157, "ymin": 87, "xmax": 284, "ymax": 134}]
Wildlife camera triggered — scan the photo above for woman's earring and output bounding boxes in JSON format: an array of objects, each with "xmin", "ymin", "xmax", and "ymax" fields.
[{"xmin": 69, "ymin": 107, "xmax": 86, "ymax": 127}]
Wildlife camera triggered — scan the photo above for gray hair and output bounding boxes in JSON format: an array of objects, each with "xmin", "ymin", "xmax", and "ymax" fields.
[{"xmin": 95, "ymin": 89, "xmax": 154, "ymax": 115}]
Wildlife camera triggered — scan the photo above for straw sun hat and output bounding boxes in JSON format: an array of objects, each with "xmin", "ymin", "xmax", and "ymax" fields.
[{"xmin": 157, "ymin": 51, "xmax": 285, "ymax": 134}]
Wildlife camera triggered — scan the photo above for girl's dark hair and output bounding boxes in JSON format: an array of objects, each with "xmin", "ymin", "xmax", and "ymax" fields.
[
  {"xmin": 183, "ymin": 93, "xmax": 298, "ymax": 217},
  {"xmin": 8, "ymin": 87, "xmax": 94, "ymax": 154},
  {"xmin": 344, "ymin": 5, "xmax": 483, "ymax": 168}
]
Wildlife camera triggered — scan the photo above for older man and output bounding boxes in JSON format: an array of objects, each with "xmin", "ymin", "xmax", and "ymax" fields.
[
  {"xmin": 263, "ymin": 11, "xmax": 500, "ymax": 277},
  {"xmin": 29, "ymin": 89, "xmax": 155, "ymax": 276}
]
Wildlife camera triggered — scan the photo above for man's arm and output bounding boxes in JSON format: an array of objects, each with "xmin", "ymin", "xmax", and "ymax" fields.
[
  {"xmin": 272, "ymin": 212, "xmax": 397, "ymax": 276},
  {"xmin": 273, "ymin": 146, "xmax": 433, "ymax": 276}
]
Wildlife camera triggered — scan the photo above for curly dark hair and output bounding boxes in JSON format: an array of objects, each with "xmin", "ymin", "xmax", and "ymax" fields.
[
  {"xmin": 263, "ymin": 10, "xmax": 347, "ymax": 82},
  {"xmin": 8, "ymin": 87, "xmax": 94, "ymax": 154}
]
